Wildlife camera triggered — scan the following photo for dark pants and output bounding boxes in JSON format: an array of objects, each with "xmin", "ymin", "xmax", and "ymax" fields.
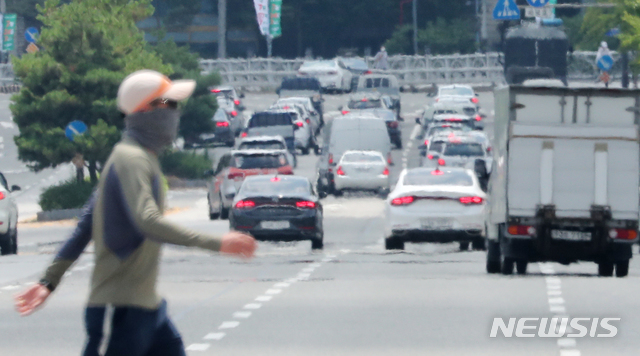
[{"xmin": 83, "ymin": 300, "xmax": 186, "ymax": 356}]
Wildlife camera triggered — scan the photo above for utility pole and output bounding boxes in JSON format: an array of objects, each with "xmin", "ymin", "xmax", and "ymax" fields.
[
  {"xmin": 218, "ymin": 0, "xmax": 227, "ymax": 59},
  {"xmin": 0, "ymin": 0, "xmax": 5, "ymax": 13},
  {"xmin": 481, "ymin": 0, "xmax": 487, "ymax": 48},
  {"xmin": 412, "ymin": 0, "xmax": 418, "ymax": 55}
]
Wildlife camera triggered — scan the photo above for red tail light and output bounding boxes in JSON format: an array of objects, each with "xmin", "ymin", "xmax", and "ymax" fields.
[
  {"xmin": 459, "ymin": 196, "xmax": 484, "ymax": 205},
  {"xmin": 211, "ymin": 89, "xmax": 221, "ymax": 93},
  {"xmin": 336, "ymin": 166, "xmax": 345, "ymax": 176},
  {"xmin": 365, "ymin": 70, "xmax": 372, "ymax": 74},
  {"xmin": 508, "ymin": 225, "xmax": 535, "ymax": 236},
  {"xmin": 230, "ymin": 110, "xmax": 238, "ymax": 117},
  {"xmin": 361, "ymin": 98, "xmax": 368, "ymax": 102},
  {"xmin": 295, "ymin": 121, "xmax": 304, "ymax": 127},
  {"xmin": 609, "ymin": 229, "xmax": 638, "ymax": 240},
  {"xmin": 487, "ymin": 146, "xmax": 492, "ymax": 152},
  {"xmin": 387, "ymin": 121, "xmax": 398, "ymax": 128},
  {"xmin": 234, "ymin": 99, "xmax": 240, "ymax": 105},
  {"xmin": 0, "ymin": 192, "xmax": 4, "ymax": 200},
  {"xmin": 329, "ymin": 154, "xmax": 334, "ymax": 165},
  {"xmin": 228, "ymin": 172, "xmax": 244, "ymax": 179},
  {"xmin": 445, "ymin": 118, "xmax": 463, "ymax": 122},
  {"xmin": 391, "ymin": 196, "xmax": 414, "ymax": 206},
  {"xmin": 241, "ymin": 132, "xmax": 248, "ymax": 138},
  {"xmin": 341, "ymin": 110, "xmax": 350, "ymax": 115},
  {"xmin": 437, "ymin": 158, "xmax": 446, "ymax": 166},
  {"xmin": 278, "ymin": 167, "xmax": 294, "ymax": 175},
  {"xmin": 296, "ymin": 201, "xmax": 317, "ymax": 209},
  {"xmin": 424, "ymin": 139, "xmax": 429, "ymax": 146},
  {"xmin": 382, "ymin": 167, "xmax": 389, "ymax": 176},
  {"xmin": 431, "ymin": 169, "xmax": 444, "ymax": 175},
  {"xmin": 298, "ymin": 71, "xmax": 307, "ymax": 75},
  {"xmin": 471, "ymin": 97, "xmax": 479, "ymax": 104},
  {"xmin": 387, "ymin": 152, "xmax": 393, "ymax": 165},
  {"xmin": 306, "ymin": 118, "xmax": 310, "ymax": 124},
  {"xmin": 216, "ymin": 121, "xmax": 229, "ymax": 127},
  {"xmin": 475, "ymin": 115, "xmax": 482, "ymax": 121},
  {"xmin": 235, "ymin": 200, "xmax": 256, "ymax": 209},
  {"xmin": 427, "ymin": 154, "xmax": 434, "ymax": 160}
]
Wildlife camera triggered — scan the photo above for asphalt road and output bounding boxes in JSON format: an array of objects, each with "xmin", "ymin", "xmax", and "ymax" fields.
[{"xmin": 1, "ymin": 90, "xmax": 638, "ymax": 356}]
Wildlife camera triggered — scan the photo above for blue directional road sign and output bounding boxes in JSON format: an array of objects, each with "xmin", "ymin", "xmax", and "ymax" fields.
[
  {"xmin": 527, "ymin": 0, "xmax": 550, "ymax": 7},
  {"xmin": 24, "ymin": 27, "xmax": 39, "ymax": 43},
  {"xmin": 65, "ymin": 120, "xmax": 88, "ymax": 141},
  {"xmin": 493, "ymin": 0, "xmax": 521, "ymax": 20},
  {"xmin": 597, "ymin": 54, "xmax": 614, "ymax": 71}
]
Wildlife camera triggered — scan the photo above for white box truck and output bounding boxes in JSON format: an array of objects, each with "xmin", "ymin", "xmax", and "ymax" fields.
[{"xmin": 484, "ymin": 85, "xmax": 640, "ymax": 277}]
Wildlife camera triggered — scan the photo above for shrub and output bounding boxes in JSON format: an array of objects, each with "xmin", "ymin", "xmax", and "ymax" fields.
[
  {"xmin": 39, "ymin": 179, "xmax": 96, "ymax": 211},
  {"xmin": 160, "ymin": 150, "xmax": 213, "ymax": 180}
]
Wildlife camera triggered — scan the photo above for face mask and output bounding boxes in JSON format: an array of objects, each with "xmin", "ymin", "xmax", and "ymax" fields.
[{"xmin": 124, "ymin": 109, "xmax": 180, "ymax": 153}]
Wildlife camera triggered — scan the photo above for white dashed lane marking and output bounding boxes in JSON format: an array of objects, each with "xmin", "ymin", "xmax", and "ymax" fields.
[{"xmin": 186, "ymin": 253, "xmax": 341, "ymax": 351}]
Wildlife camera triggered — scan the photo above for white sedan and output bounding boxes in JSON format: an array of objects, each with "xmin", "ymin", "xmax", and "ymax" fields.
[
  {"xmin": 0, "ymin": 172, "xmax": 20, "ymax": 255},
  {"xmin": 384, "ymin": 167, "xmax": 486, "ymax": 251},
  {"xmin": 334, "ymin": 150, "xmax": 390, "ymax": 196},
  {"xmin": 298, "ymin": 59, "xmax": 353, "ymax": 93}
]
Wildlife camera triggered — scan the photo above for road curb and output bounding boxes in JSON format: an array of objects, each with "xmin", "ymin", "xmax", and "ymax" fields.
[{"xmin": 36, "ymin": 208, "xmax": 83, "ymax": 222}]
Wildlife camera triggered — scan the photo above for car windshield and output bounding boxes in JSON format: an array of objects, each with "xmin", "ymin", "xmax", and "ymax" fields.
[
  {"xmin": 348, "ymin": 99, "xmax": 382, "ymax": 109},
  {"xmin": 428, "ymin": 142, "xmax": 445, "ymax": 153},
  {"xmin": 463, "ymin": 107, "xmax": 477, "ymax": 116},
  {"xmin": 342, "ymin": 59, "xmax": 368, "ymax": 70},
  {"xmin": 249, "ymin": 113, "xmax": 293, "ymax": 127},
  {"xmin": 428, "ymin": 126, "xmax": 471, "ymax": 136},
  {"xmin": 443, "ymin": 143, "xmax": 484, "ymax": 156},
  {"xmin": 440, "ymin": 87, "xmax": 474, "ymax": 96},
  {"xmin": 404, "ymin": 170, "xmax": 473, "ymax": 186},
  {"xmin": 362, "ymin": 77, "xmax": 392, "ymax": 88},
  {"xmin": 239, "ymin": 142, "xmax": 286, "ymax": 150},
  {"xmin": 232, "ymin": 154, "xmax": 288, "ymax": 169},
  {"xmin": 342, "ymin": 152, "xmax": 384, "ymax": 163},
  {"xmin": 240, "ymin": 179, "xmax": 311, "ymax": 195}
]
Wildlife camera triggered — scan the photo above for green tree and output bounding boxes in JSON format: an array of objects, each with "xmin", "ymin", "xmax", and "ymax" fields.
[
  {"xmin": 11, "ymin": 0, "xmax": 170, "ymax": 182},
  {"xmin": 384, "ymin": 18, "xmax": 476, "ymax": 55}
]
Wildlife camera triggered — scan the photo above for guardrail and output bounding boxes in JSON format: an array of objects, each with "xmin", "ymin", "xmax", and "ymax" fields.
[{"xmin": 200, "ymin": 51, "xmax": 627, "ymax": 89}]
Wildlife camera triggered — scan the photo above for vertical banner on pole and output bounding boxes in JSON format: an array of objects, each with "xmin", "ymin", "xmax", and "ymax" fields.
[
  {"xmin": 269, "ymin": 0, "xmax": 282, "ymax": 38},
  {"xmin": 253, "ymin": 0, "xmax": 270, "ymax": 36},
  {"xmin": 2, "ymin": 13, "xmax": 16, "ymax": 51}
]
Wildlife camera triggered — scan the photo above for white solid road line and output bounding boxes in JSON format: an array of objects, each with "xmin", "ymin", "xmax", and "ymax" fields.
[{"xmin": 409, "ymin": 124, "xmax": 421, "ymax": 141}]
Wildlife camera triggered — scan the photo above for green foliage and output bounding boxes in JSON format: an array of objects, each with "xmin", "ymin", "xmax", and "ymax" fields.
[
  {"xmin": 159, "ymin": 150, "xmax": 213, "ymax": 180},
  {"xmin": 385, "ymin": 18, "xmax": 476, "ymax": 55},
  {"xmin": 39, "ymin": 178, "xmax": 95, "ymax": 211},
  {"xmin": 10, "ymin": 0, "xmax": 170, "ymax": 181}
]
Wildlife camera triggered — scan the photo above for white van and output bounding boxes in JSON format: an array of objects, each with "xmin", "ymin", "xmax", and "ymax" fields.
[{"xmin": 316, "ymin": 114, "xmax": 392, "ymax": 196}]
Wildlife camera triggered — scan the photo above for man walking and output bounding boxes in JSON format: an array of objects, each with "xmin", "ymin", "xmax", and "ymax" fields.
[
  {"xmin": 14, "ymin": 70, "xmax": 257, "ymax": 356},
  {"xmin": 373, "ymin": 46, "xmax": 389, "ymax": 70}
]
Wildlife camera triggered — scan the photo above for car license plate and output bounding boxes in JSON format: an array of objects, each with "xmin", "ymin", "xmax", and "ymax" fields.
[
  {"xmin": 420, "ymin": 218, "xmax": 453, "ymax": 230},
  {"xmin": 551, "ymin": 230, "xmax": 591, "ymax": 241},
  {"xmin": 261, "ymin": 221, "xmax": 290, "ymax": 230}
]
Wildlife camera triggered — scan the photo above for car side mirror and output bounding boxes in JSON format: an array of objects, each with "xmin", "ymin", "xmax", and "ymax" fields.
[
  {"xmin": 338, "ymin": 105, "xmax": 343, "ymax": 111},
  {"xmin": 204, "ymin": 169, "xmax": 215, "ymax": 178},
  {"xmin": 475, "ymin": 93, "xmax": 479, "ymax": 97},
  {"xmin": 293, "ymin": 124, "xmax": 300, "ymax": 131},
  {"xmin": 10, "ymin": 185, "xmax": 20, "ymax": 192},
  {"xmin": 239, "ymin": 92, "xmax": 245, "ymax": 98},
  {"xmin": 427, "ymin": 92, "xmax": 435, "ymax": 97},
  {"xmin": 415, "ymin": 117, "xmax": 421, "ymax": 124}
]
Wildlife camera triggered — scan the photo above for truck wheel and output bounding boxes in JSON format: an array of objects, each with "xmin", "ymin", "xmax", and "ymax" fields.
[
  {"xmin": 615, "ymin": 260, "xmax": 629, "ymax": 277},
  {"xmin": 385, "ymin": 237, "xmax": 404, "ymax": 250},
  {"xmin": 598, "ymin": 262, "xmax": 614, "ymax": 277},
  {"xmin": 300, "ymin": 145, "xmax": 310, "ymax": 155},
  {"xmin": 459, "ymin": 241, "xmax": 470, "ymax": 251},
  {"xmin": 219, "ymin": 194, "xmax": 229, "ymax": 220},
  {"xmin": 516, "ymin": 260, "xmax": 528, "ymax": 275},
  {"xmin": 486, "ymin": 239, "xmax": 501, "ymax": 274},
  {"xmin": 501, "ymin": 257, "xmax": 515, "ymax": 275},
  {"xmin": 0, "ymin": 230, "xmax": 14, "ymax": 255}
]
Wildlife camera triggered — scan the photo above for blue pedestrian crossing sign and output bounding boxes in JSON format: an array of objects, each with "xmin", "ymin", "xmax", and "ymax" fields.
[
  {"xmin": 493, "ymin": 0, "xmax": 520, "ymax": 20},
  {"xmin": 24, "ymin": 27, "xmax": 39, "ymax": 43},
  {"xmin": 65, "ymin": 120, "xmax": 88, "ymax": 141},
  {"xmin": 597, "ymin": 54, "xmax": 614, "ymax": 71},
  {"xmin": 526, "ymin": 0, "xmax": 550, "ymax": 8}
]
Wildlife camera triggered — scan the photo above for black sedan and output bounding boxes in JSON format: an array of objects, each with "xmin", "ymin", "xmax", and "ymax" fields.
[{"xmin": 229, "ymin": 175, "xmax": 324, "ymax": 250}]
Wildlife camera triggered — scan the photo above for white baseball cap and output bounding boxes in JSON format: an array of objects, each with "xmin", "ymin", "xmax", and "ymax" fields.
[{"xmin": 117, "ymin": 70, "xmax": 196, "ymax": 115}]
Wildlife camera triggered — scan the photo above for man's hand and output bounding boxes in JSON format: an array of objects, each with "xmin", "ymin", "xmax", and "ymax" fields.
[
  {"xmin": 15, "ymin": 284, "xmax": 51, "ymax": 316},
  {"xmin": 220, "ymin": 231, "xmax": 257, "ymax": 258}
]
